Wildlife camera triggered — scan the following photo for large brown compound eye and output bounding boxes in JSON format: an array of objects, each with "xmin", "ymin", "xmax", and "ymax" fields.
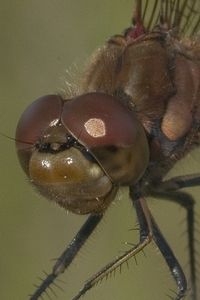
[
  {"xmin": 15, "ymin": 94, "xmax": 63, "ymax": 174},
  {"xmin": 15, "ymin": 94, "xmax": 116, "ymax": 214},
  {"xmin": 62, "ymin": 92, "xmax": 149, "ymax": 184},
  {"xmin": 15, "ymin": 92, "xmax": 149, "ymax": 215}
]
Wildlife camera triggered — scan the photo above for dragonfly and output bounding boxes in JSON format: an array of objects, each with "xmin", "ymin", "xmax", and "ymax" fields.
[{"xmin": 15, "ymin": 0, "xmax": 200, "ymax": 299}]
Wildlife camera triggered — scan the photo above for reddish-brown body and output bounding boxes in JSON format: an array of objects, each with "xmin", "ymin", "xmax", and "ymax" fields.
[{"xmin": 81, "ymin": 29, "xmax": 200, "ymax": 184}]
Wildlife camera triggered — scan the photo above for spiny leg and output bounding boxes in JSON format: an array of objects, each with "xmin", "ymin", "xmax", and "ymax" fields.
[
  {"xmin": 131, "ymin": 185, "xmax": 188, "ymax": 300},
  {"xmin": 30, "ymin": 214, "xmax": 103, "ymax": 300},
  {"xmin": 151, "ymin": 216, "xmax": 187, "ymax": 300},
  {"xmin": 71, "ymin": 185, "xmax": 190, "ymax": 300},
  {"xmin": 150, "ymin": 173, "xmax": 200, "ymax": 300},
  {"xmin": 71, "ymin": 188, "xmax": 153, "ymax": 300}
]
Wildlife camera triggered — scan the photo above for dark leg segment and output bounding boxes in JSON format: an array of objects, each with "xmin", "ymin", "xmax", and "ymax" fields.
[
  {"xmin": 151, "ymin": 216, "xmax": 187, "ymax": 300},
  {"xmin": 71, "ymin": 187, "xmax": 153, "ymax": 300},
  {"xmin": 71, "ymin": 185, "xmax": 189, "ymax": 300},
  {"xmin": 154, "ymin": 173, "xmax": 200, "ymax": 192},
  {"xmin": 134, "ymin": 184, "xmax": 188, "ymax": 299},
  {"xmin": 30, "ymin": 214, "xmax": 103, "ymax": 300},
  {"xmin": 151, "ymin": 173, "xmax": 199, "ymax": 300}
]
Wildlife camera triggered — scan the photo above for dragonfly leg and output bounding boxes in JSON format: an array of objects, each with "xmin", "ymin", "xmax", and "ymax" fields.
[
  {"xmin": 151, "ymin": 216, "xmax": 187, "ymax": 300},
  {"xmin": 71, "ymin": 188, "xmax": 153, "ymax": 300},
  {"xmin": 154, "ymin": 173, "xmax": 200, "ymax": 192},
  {"xmin": 72, "ymin": 185, "xmax": 188, "ymax": 300},
  {"xmin": 150, "ymin": 174, "xmax": 200, "ymax": 300},
  {"xmin": 30, "ymin": 214, "xmax": 103, "ymax": 300},
  {"xmin": 131, "ymin": 185, "xmax": 188, "ymax": 300}
]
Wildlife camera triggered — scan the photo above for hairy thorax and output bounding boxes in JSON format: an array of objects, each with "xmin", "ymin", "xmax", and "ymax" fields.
[{"xmin": 80, "ymin": 30, "xmax": 200, "ymax": 182}]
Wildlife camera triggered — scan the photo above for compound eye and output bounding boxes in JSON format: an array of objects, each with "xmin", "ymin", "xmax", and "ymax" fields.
[
  {"xmin": 62, "ymin": 93, "xmax": 137, "ymax": 148},
  {"xmin": 15, "ymin": 94, "xmax": 63, "ymax": 173},
  {"xmin": 62, "ymin": 92, "xmax": 149, "ymax": 184}
]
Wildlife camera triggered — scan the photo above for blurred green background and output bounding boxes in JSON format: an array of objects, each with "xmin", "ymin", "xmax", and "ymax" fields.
[{"xmin": 0, "ymin": 1, "xmax": 199, "ymax": 299}]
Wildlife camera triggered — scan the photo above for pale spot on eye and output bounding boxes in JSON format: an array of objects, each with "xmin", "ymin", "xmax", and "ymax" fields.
[{"xmin": 84, "ymin": 118, "xmax": 106, "ymax": 138}]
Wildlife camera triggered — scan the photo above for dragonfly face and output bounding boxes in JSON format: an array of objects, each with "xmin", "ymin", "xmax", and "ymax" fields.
[
  {"xmin": 15, "ymin": 1, "xmax": 200, "ymax": 299},
  {"xmin": 16, "ymin": 93, "xmax": 149, "ymax": 214}
]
